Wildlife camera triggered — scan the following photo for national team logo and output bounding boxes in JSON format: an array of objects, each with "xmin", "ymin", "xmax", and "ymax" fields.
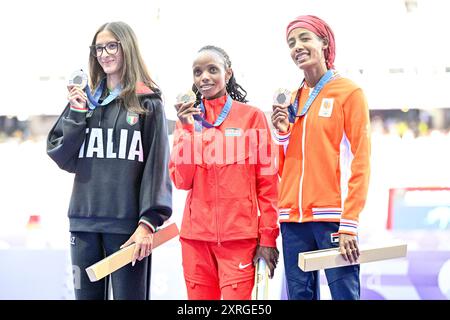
[
  {"xmin": 225, "ymin": 128, "xmax": 242, "ymax": 137},
  {"xmin": 318, "ymin": 98, "xmax": 334, "ymax": 118},
  {"xmin": 126, "ymin": 111, "xmax": 139, "ymax": 126}
]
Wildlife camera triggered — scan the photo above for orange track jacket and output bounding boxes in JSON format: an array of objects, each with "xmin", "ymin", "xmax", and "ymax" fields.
[{"xmin": 274, "ymin": 77, "xmax": 371, "ymax": 236}]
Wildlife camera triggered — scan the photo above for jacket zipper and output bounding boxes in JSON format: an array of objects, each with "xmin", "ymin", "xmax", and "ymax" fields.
[
  {"xmin": 298, "ymin": 113, "xmax": 308, "ymax": 222},
  {"xmin": 213, "ymin": 165, "xmax": 221, "ymax": 246}
]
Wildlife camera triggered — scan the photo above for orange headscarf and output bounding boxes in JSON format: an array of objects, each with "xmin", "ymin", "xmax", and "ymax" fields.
[{"xmin": 286, "ymin": 15, "xmax": 336, "ymax": 69}]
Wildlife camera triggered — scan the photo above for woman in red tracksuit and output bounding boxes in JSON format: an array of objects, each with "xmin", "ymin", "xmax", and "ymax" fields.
[{"xmin": 169, "ymin": 45, "xmax": 279, "ymax": 300}]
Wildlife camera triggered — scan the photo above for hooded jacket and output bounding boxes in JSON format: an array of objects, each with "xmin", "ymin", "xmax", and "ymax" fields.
[{"xmin": 47, "ymin": 85, "xmax": 172, "ymax": 234}]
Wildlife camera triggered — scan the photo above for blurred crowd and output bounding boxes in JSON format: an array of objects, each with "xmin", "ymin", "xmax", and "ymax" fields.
[{"xmin": 2, "ymin": 109, "xmax": 450, "ymax": 144}]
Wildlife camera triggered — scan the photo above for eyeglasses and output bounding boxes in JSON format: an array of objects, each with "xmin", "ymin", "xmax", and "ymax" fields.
[{"xmin": 90, "ymin": 41, "xmax": 121, "ymax": 57}]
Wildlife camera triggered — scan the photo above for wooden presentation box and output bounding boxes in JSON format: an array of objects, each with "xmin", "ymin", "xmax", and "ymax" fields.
[
  {"xmin": 86, "ymin": 222, "xmax": 179, "ymax": 282},
  {"xmin": 298, "ymin": 243, "xmax": 407, "ymax": 272}
]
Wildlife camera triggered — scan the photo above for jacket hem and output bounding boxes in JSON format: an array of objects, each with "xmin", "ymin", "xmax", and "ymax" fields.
[
  {"xmin": 179, "ymin": 233, "xmax": 259, "ymax": 243},
  {"xmin": 69, "ymin": 217, "xmax": 137, "ymax": 234}
]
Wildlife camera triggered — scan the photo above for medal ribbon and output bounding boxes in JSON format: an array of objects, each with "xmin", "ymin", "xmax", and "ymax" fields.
[
  {"xmin": 288, "ymin": 70, "xmax": 334, "ymax": 123},
  {"xmin": 193, "ymin": 95, "xmax": 233, "ymax": 129},
  {"xmin": 87, "ymin": 78, "xmax": 122, "ymax": 110}
]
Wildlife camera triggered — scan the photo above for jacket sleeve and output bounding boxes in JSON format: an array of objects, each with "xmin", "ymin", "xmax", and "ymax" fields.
[
  {"xmin": 272, "ymin": 123, "xmax": 292, "ymax": 177},
  {"xmin": 339, "ymin": 88, "xmax": 371, "ymax": 236},
  {"xmin": 272, "ymin": 90, "xmax": 296, "ymax": 177},
  {"xmin": 168, "ymin": 121, "xmax": 200, "ymax": 191},
  {"xmin": 46, "ymin": 105, "xmax": 88, "ymax": 173},
  {"xmin": 254, "ymin": 110, "xmax": 280, "ymax": 247},
  {"xmin": 138, "ymin": 98, "xmax": 173, "ymax": 231}
]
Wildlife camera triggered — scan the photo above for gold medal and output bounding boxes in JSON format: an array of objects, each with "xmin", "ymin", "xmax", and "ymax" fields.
[{"xmin": 176, "ymin": 90, "xmax": 196, "ymax": 104}]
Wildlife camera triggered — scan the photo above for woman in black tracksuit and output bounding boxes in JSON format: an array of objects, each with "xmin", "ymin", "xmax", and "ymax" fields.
[{"xmin": 47, "ymin": 21, "xmax": 172, "ymax": 300}]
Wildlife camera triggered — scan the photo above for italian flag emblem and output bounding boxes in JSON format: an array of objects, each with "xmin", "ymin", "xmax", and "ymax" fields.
[{"xmin": 126, "ymin": 112, "xmax": 138, "ymax": 126}]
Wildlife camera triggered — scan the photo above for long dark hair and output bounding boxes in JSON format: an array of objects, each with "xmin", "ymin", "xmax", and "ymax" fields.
[
  {"xmin": 89, "ymin": 21, "xmax": 159, "ymax": 114},
  {"xmin": 191, "ymin": 45, "xmax": 248, "ymax": 105}
]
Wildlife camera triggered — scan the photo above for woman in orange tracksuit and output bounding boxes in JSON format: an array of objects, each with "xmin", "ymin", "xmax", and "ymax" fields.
[
  {"xmin": 169, "ymin": 45, "xmax": 279, "ymax": 300},
  {"xmin": 272, "ymin": 16, "xmax": 371, "ymax": 300}
]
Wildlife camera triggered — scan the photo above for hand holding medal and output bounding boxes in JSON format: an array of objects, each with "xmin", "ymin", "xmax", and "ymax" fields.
[
  {"xmin": 68, "ymin": 69, "xmax": 116, "ymax": 110},
  {"xmin": 271, "ymin": 88, "xmax": 291, "ymax": 133},
  {"xmin": 175, "ymin": 90, "xmax": 200, "ymax": 125},
  {"xmin": 67, "ymin": 70, "xmax": 88, "ymax": 110}
]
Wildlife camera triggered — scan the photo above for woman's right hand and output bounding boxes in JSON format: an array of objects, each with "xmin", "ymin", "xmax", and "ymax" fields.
[
  {"xmin": 174, "ymin": 101, "xmax": 201, "ymax": 125},
  {"xmin": 67, "ymin": 85, "xmax": 87, "ymax": 110},
  {"xmin": 271, "ymin": 103, "xmax": 290, "ymax": 133}
]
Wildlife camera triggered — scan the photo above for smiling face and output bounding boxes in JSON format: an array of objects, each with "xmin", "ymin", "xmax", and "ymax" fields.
[
  {"xmin": 192, "ymin": 50, "xmax": 232, "ymax": 100},
  {"xmin": 95, "ymin": 30, "xmax": 124, "ymax": 79},
  {"xmin": 287, "ymin": 27, "xmax": 328, "ymax": 71}
]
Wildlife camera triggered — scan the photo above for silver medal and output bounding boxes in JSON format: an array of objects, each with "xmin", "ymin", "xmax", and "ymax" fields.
[
  {"xmin": 273, "ymin": 88, "xmax": 291, "ymax": 105},
  {"xmin": 68, "ymin": 69, "xmax": 88, "ymax": 89}
]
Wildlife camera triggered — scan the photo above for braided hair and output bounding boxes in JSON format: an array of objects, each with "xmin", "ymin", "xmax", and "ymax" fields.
[{"xmin": 192, "ymin": 45, "xmax": 248, "ymax": 104}]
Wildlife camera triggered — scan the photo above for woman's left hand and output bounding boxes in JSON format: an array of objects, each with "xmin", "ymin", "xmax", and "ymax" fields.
[
  {"xmin": 120, "ymin": 224, "xmax": 154, "ymax": 266},
  {"xmin": 339, "ymin": 233, "xmax": 360, "ymax": 263},
  {"xmin": 253, "ymin": 245, "xmax": 280, "ymax": 279}
]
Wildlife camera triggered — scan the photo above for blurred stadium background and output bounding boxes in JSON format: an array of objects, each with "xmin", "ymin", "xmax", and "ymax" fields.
[{"xmin": 1, "ymin": 0, "xmax": 449, "ymax": 299}]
